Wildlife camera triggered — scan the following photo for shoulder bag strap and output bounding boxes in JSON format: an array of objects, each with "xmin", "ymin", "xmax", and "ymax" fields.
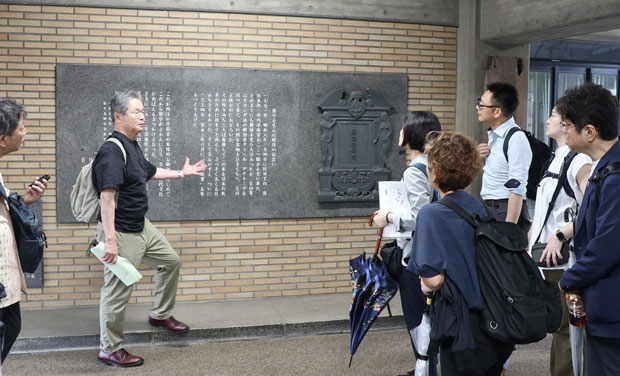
[
  {"xmin": 411, "ymin": 162, "xmax": 428, "ymax": 178},
  {"xmin": 533, "ymin": 152, "xmax": 574, "ymax": 244},
  {"xmin": 0, "ymin": 181, "xmax": 8, "ymax": 201},
  {"xmin": 409, "ymin": 162, "xmax": 440, "ymax": 202},
  {"xmin": 436, "ymin": 198, "xmax": 478, "ymax": 228},
  {"xmin": 503, "ymin": 127, "xmax": 521, "ymax": 162},
  {"xmin": 105, "ymin": 137, "xmax": 127, "ymax": 164},
  {"xmin": 593, "ymin": 161, "xmax": 620, "ymax": 201}
]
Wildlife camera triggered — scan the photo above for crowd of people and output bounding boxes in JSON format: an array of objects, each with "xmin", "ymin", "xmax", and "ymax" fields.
[
  {"xmin": 373, "ymin": 82, "xmax": 620, "ymax": 375},
  {"xmin": 1, "ymin": 81, "xmax": 620, "ymax": 374}
]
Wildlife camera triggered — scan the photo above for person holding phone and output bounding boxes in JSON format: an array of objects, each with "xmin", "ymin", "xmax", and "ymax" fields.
[{"xmin": 0, "ymin": 98, "xmax": 48, "ymax": 363}]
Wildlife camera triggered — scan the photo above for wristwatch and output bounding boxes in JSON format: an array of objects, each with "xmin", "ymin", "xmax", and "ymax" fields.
[{"xmin": 555, "ymin": 230, "xmax": 567, "ymax": 242}]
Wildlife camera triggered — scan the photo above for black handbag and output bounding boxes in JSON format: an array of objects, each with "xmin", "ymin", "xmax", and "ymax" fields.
[
  {"xmin": 0, "ymin": 183, "xmax": 46, "ymax": 273},
  {"xmin": 379, "ymin": 240, "xmax": 404, "ymax": 279},
  {"xmin": 531, "ymin": 241, "xmax": 570, "ymax": 267}
]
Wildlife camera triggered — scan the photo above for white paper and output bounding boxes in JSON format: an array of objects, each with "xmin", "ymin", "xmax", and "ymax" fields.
[
  {"xmin": 378, "ymin": 181, "xmax": 410, "ymax": 239},
  {"xmin": 90, "ymin": 242, "xmax": 143, "ymax": 286}
]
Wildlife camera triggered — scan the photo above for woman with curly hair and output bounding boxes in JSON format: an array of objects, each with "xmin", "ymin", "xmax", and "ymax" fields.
[{"xmin": 408, "ymin": 132, "xmax": 514, "ymax": 375}]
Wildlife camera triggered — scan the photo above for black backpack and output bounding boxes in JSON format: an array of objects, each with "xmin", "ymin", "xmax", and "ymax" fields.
[
  {"xmin": 438, "ymin": 198, "xmax": 562, "ymax": 344},
  {"xmin": 504, "ymin": 127, "xmax": 552, "ymax": 201},
  {"xmin": 591, "ymin": 161, "xmax": 620, "ymax": 201}
]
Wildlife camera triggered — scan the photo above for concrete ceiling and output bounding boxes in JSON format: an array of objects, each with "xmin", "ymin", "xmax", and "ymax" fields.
[{"xmin": 568, "ymin": 29, "xmax": 620, "ymax": 44}]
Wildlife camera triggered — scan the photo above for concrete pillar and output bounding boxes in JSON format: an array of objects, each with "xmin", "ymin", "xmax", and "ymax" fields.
[{"xmin": 455, "ymin": 0, "xmax": 529, "ymax": 196}]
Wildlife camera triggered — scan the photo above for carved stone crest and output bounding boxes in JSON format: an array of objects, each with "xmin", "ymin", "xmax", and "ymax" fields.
[{"xmin": 317, "ymin": 89, "xmax": 394, "ymax": 203}]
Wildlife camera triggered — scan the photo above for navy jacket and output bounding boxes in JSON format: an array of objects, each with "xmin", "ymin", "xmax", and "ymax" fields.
[{"xmin": 560, "ymin": 140, "xmax": 620, "ymax": 338}]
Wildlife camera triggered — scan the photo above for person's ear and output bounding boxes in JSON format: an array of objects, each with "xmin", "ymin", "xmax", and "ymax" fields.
[
  {"xmin": 113, "ymin": 112, "xmax": 123, "ymax": 123},
  {"xmin": 0, "ymin": 135, "xmax": 6, "ymax": 147},
  {"xmin": 583, "ymin": 124, "xmax": 598, "ymax": 141}
]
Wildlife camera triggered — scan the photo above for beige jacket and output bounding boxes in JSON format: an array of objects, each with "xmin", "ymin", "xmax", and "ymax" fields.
[{"xmin": 0, "ymin": 173, "xmax": 28, "ymax": 308}]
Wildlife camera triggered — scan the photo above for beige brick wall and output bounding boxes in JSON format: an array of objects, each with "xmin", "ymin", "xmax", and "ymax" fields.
[{"xmin": 0, "ymin": 3, "xmax": 456, "ymax": 308}]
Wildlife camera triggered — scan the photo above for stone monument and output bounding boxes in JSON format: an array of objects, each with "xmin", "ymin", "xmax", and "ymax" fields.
[{"xmin": 317, "ymin": 89, "xmax": 394, "ymax": 202}]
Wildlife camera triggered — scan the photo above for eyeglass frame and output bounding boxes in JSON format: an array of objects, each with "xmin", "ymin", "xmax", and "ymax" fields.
[
  {"xmin": 475, "ymin": 97, "xmax": 500, "ymax": 109},
  {"xmin": 560, "ymin": 120, "xmax": 577, "ymax": 132}
]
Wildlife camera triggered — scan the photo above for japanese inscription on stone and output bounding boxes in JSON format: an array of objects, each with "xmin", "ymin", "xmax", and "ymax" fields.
[{"xmin": 56, "ymin": 64, "xmax": 406, "ymax": 221}]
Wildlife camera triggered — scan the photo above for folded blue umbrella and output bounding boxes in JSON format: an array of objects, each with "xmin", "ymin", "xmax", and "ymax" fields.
[{"xmin": 348, "ymin": 253, "xmax": 399, "ymax": 367}]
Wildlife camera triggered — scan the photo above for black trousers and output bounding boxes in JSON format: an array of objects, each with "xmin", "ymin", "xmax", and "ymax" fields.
[
  {"xmin": 0, "ymin": 301, "xmax": 21, "ymax": 363},
  {"xmin": 399, "ymin": 268, "xmax": 438, "ymax": 376},
  {"xmin": 586, "ymin": 332, "xmax": 620, "ymax": 376},
  {"xmin": 483, "ymin": 199, "xmax": 531, "ymax": 233}
]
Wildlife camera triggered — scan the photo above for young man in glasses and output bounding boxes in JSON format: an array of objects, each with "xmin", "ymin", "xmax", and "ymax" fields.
[
  {"xmin": 558, "ymin": 82, "xmax": 620, "ymax": 376},
  {"xmin": 476, "ymin": 82, "xmax": 532, "ymax": 231}
]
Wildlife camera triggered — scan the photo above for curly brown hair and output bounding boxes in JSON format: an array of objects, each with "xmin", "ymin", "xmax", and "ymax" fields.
[{"xmin": 425, "ymin": 131, "xmax": 481, "ymax": 192}]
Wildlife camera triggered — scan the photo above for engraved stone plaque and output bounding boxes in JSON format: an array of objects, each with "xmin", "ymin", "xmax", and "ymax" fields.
[
  {"xmin": 56, "ymin": 64, "xmax": 406, "ymax": 221},
  {"xmin": 317, "ymin": 90, "xmax": 394, "ymax": 202}
]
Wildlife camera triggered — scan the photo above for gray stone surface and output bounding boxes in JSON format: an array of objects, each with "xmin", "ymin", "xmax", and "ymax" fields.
[
  {"xmin": 56, "ymin": 64, "xmax": 407, "ymax": 222},
  {"xmin": 6, "ymin": 291, "xmax": 552, "ymax": 376},
  {"xmin": 14, "ymin": 292, "xmax": 404, "ymax": 353}
]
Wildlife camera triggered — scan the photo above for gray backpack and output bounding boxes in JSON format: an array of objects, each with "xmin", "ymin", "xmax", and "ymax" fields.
[{"xmin": 70, "ymin": 138, "xmax": 126, "ymax": 222}]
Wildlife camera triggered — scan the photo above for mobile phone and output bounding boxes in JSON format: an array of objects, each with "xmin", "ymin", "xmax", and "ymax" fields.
[{"xmin": 30, "ymin": 174, "xmax": 51, "ymax": 187}]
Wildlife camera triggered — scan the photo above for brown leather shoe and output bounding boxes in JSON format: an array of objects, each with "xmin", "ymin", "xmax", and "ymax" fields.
[
  {"xmin": 148, "ymin": 315, "xmax": 189, "ymax": 333},
  {"xmin": 98, "ymin": 348, "xmax": 144, "ymax": 367}
]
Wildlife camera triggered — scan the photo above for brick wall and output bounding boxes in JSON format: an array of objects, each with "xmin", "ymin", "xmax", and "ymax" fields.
[{"xmin": 0, "ymin": 3, "xmax": 456, "ymax": 308}]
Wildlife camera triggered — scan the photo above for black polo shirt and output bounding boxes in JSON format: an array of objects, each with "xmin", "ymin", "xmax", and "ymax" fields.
[{"xmin": 92, "ymin": 131, "xmax": 157, "ymax": 233}]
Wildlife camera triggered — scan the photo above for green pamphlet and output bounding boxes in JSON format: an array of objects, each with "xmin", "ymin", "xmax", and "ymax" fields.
[{"xmin": 91, "ymin": 242, "xmax": 142, "ymax": 286}]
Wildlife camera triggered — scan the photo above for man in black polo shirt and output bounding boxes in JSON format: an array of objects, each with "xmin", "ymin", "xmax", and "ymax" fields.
[{"xmin": 93, "ymin": 90, "xmax": 207, "ymax": 367}]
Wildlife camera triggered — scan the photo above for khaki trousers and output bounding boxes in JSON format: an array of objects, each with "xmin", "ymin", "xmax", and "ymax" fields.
[
  {"xmin": 97, "ymin": 218, "xmax": 180, "ymax": 353},
  {"xmin": 543, "ymin": 269, "xmax": 574, "ymax": 376}
]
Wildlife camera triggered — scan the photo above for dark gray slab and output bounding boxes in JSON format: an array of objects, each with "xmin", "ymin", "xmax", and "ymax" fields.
[{"xmin": 56, "ymin": 64, "xmax": 407, "ymax": 222}]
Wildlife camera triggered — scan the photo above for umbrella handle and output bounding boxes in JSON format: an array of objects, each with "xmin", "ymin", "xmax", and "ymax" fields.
[
  {"xmin": 374, "ymin": 228, "xmax": 384, "ymax": 255},
  {"xmin": 369, "ymin": 212, "xmax": 384, "ymax": 255},
  {"xmin": 369, "ymin": 212, "xmax": 378, "ymax": 227}
]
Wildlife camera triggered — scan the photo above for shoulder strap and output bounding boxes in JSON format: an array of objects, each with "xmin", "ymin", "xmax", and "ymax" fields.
[
  {"xmin": 561, "ymin": 152, "xmax": 578, "ymax": 199},
  {"xmin": 408, "ymin": 162, "xmax": 440, "ymax": 201},
  {"xmin": 436, "ymin": 198, "xmax": 478, "ymax": 228},
  {"xmin": 503, "ymin": 127, "xmax": 521, "ymax": 162},
  {"xmin": 411, "ymin": 162, "xmax": 428, "ymax": 178},
  {"xmin": 0, "ymin": 181, "xmax": 8, "ymax": 201},
  {"xmin": 105, "ymin": 137, "xmax": 127, "ymax": 164},
  {"xmin": 533, "ymin": 151, "xmax": 576, "ymax": 244},
  {"xmin": 592, "ymin": 161, "xmax": 620, "ymax": 201}
]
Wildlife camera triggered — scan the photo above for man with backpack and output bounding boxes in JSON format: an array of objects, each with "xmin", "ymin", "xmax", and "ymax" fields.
[
  {"xmin": 477, "ymin": 82, "xmax": 532, "ymax": 231},
  {"xmin": 93, "ymin": 90, "xmax": 207, "ymax": 367},
  {"xmin": 557, "ymin": 83, "xmax": 620, "ymax": 375}
]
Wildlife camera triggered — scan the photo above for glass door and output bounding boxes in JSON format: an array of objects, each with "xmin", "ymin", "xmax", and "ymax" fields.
[
  {"xmin": 556, "ymin": 68, "xmax": 586, "ymax": 100},
  {"xmin": 528, "ymin": 70, "xmax": 552, "ymax": 143},
  {"xmin": 591, "ymin": 68, "xmax": 619, "ymax": 97}
]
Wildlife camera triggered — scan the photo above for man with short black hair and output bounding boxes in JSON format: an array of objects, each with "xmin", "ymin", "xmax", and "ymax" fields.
[
  {"xmin": 93, "ymin": 90, "xmax": 207, "ymax": 367},
  {"xmin": 558, "ymin": 82, "xmax": 620, "ymax": 375},
  {"xmin": 477, "ymin": 82, "xmax": 532, "ymax": 230}
]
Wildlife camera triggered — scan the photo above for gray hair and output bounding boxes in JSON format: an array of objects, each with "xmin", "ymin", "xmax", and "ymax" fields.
[
  {"xmin": 0, "ymin": 98, "xmax": 27, "ymax": 136},
  {"xmin": 110, "ymin": 90, "xmax": 143, "ymax": 120}
]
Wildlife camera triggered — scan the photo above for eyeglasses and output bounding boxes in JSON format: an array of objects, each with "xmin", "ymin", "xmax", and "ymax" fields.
[
  {"xmin": 476, "ymin": 98, "xmax": 500, "ymax": 109},
  {"xmin": 560, "ymin": 121, "xmax": 577, "ymax": 132}
]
